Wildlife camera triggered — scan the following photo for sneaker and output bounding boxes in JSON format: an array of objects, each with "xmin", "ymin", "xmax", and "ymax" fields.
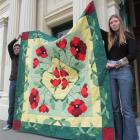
[{"xmin": 2, "ymin": 125, "xmax": 12, "ymax": 131}]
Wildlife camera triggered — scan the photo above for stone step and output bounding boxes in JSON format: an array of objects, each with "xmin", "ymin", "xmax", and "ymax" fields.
[
  {"xmin": 0, "ymin": 96, "xmax": 8, "ymax": 105},
  {"xmin": 0, "ymin": 94, "xmax": 8, "ymax": 120},
  {"xmin": 0, "ymin": 104, "xmax": 8, "ymax": 120}
]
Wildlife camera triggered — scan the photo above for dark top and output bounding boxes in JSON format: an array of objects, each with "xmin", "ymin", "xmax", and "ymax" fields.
[
  {"xmin": 8, "ymin": 38, "xmax": 19, "ymax": 81},
  {"xmin": 101, "ymin": 29, "xmax": 137, "ymax": 63}
]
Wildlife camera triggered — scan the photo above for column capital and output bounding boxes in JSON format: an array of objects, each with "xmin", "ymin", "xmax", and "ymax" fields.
[
  {"xmin": 0, "ymin": 0, "xmax": 5, "ymax": 4},
  {"xmin": 0, "ymin": 17, "xmax": 8, "ymax": 91},
  {"xmin": 107, "ymin": 0, "xmax": 121, "ymax": 4},
  {"xmin": 0, "ymin": 17, "xmax": 8, "ymax": 28},
  {"xmin": 107, "ymin": 0, "xmax": 120, "ymax": 9},
  {"xmin": 107, "ymin": 0, "xmax": 120, "ymax": 17}
]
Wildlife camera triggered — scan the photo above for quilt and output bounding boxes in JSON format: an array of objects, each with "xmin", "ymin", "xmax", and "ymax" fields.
[{"xmin": 13, "ymin": 1, "xmax": 114, "ymax": 140}]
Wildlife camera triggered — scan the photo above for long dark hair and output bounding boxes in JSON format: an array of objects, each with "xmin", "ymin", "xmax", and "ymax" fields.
[{"xmin": 108, "ymin": 14, "xmax": 126, "ymax": 49}]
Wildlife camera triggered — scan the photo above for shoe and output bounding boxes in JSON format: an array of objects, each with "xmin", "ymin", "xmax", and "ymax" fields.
[{"xmin": 2, "ymin": 125, "xmax": 12, "ymax": 131}]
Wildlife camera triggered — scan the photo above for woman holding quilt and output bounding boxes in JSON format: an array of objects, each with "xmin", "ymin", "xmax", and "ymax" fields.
[{"xmin": 101, "ymin": 14, "xmax": 139, "ymax": 140}]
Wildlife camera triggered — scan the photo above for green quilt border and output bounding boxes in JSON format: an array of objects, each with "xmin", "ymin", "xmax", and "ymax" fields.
[
  {"xmin": 21, "ymin": 121, "xmax": 102, "ymax": 140},
  {"xmin": 86, "ymin": 12, "xmax": 114, "ymax": 127}
]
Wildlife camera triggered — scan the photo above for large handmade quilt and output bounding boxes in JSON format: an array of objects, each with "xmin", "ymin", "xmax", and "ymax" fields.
[{"xmin": 13, "ymin": 1, "xmax": 114, "ymax": 140}]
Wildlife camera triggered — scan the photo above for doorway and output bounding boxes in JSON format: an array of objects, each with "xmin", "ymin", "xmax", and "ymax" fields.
[
  {"xmin": 121, "ymin": 0, "xmax": 140, "ymax": 118},
  {"xmin": 132, "ymin": 0, "xmax": 140, "ymax": 118}
]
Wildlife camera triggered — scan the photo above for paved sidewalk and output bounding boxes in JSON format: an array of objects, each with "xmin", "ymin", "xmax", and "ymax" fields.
[
  {"xmin": 138, "ymin": 126, "xmax": 140, "ymax": 139},
  {"xmin": 0, "ymin": 120, "xmax": 60, "ymax": 140},
  {"xmin": 0, "ymin": 120, "xmax": 140, "ymax": 140}
]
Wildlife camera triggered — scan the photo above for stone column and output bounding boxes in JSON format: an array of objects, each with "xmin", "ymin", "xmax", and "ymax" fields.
[
  {"xmin": 73, "ymin": 0, "xmax": 108, "ymax": 30},
  {"xmin": 0, "ymin": 18, "xmax": 8, "ymax": 120},
  {"xmin": 19, "ymin": 0, "xmax": 37, "ymax": 32},
  {"xmin": 0, "ymin": 18, "xmax": 8, "ymax": 91},
  {"xmin": 73, "ymin": 0, "xmax": 91, "ymax": 24},
  {"xmin": 37, "ymin": 0, "xmax": 44, "ymax": 32},
  {"xmin": 5, "ymin": 0, "xmax": 20, "ymax": 94},
  {"xmin": 95, "ymin": 0, "xmax": 108, "ymax": 30},
  {"xmin": 7, "ymin": 0, "xmax": 20, "ymax": 42},
  {"xmin": 0, "ymin": 0, "xmax": 20, "ymax": 120}
]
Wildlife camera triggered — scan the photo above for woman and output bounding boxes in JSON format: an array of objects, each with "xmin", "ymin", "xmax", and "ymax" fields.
[{"xmin": 101, "ymin": 15, "xmax": 139, "ymax": 140}]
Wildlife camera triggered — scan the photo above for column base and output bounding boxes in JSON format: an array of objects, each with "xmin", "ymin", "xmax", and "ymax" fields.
[
  {"xmin": 0, "ymin": 92, "xmax": 8, "ymax": 120},
  {"xmin": 136, "ymin": 118, "xmax": 140, "ymax": 126}
]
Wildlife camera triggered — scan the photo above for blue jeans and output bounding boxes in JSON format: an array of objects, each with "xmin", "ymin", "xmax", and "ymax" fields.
[
  {"xmin": 109, "ymin": 65, "xmax": 139, "ymax": 140},
  {"xmin": 7, "ymin": 80, "xmax": 16, "ymax": 127}
]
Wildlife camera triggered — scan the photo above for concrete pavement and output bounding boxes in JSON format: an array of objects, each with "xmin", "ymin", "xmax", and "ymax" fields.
[
  {"xmin": 0, "ymin": 120, "xmax": 140, "ymax": 140},
  {"xmin": 0, "ymin": 120, "xmax": 60, "ymax": 140}
]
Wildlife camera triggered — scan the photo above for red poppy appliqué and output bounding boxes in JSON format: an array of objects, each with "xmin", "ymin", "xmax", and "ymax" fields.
[
  {"xmin": 81, "ymin": 84, "xmax": 88, "ymax": 98},
  {"xmin": 33, "ymin": 58, "xmax": 39, "ymax": 68},
  {"xmin": 36, "ymin": 46, "xmax": 48, "ymax": 58},
  {"xmin": 39, "ymin": 104, "xmax": 49, "ymax": 113},
  {"xmin": 70, "ymin": 36, "xmax": 87, "ymax": 61},
  {"xmin": 67, "ymin": 99, "xmax": 87, "ymax": 117},
  {"xmin": 50, "ymin": 67, "xmax": 69, "ymax": 90},
  {"xmin": 50, "ymin": 79, "xmax": 61, "ymax": 87},
  {"xmin": 60, "ymin": 69, "xmax": 69, "ymax": 77},
  {"xmin": 53, "ymin": 67, "xmax": 60, "ymax": 78},
  {"xmin": 56, "ymin": 38, "xmax": 67, "ymax": 49},
  {"xmin": 29, "ymin": 88, "xmax": 40, "ymax": 109},
  {"xmin": 61, "ymin": 78, "xmax": 69, "ymax": 89}
]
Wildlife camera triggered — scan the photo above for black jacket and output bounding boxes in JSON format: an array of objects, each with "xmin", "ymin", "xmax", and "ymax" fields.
[
  {"xmin": 8, "ymin": 39, "xmax": 19, "ymax": 80},
  {"xmin": 101, "ymin": 29, "xmax": 137, "ymax": 63}
]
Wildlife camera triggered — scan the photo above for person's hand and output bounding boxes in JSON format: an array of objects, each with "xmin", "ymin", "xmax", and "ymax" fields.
[
  {"xmin": 106, "ymin": 62, "xmax": 116, "ymax": 69},
  {"xmin": 115, "ymin": 57, "xmax": 129, "ymax": 69},
  {"xmin": 16, "ymin": 34, "xmax": 21, "ymax": 40}
]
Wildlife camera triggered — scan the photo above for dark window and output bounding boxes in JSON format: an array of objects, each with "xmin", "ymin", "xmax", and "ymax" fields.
[
  {"xmin": 119, "ymin": 0, "xmax": 130, "ymax": 28},
  {"xmin": 52, "ymin": 20, "xmax": 73, "ymax": 38}
]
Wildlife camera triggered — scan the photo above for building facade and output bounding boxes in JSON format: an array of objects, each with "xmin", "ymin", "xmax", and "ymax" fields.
[{"xmin": 0, "ymin": 0, "xmax": 140, "ymax": 123}]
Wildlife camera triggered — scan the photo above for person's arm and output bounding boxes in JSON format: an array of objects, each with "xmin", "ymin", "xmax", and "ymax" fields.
[
  {"xmin": 8, "ymin": 38, "xmax": 18, "ymax": 59},
  {"xmin": 100, "ymin": 29, "xmax": 107, "ymax": 41},
  {"xmin": 115, "ymin": 32, "xmax": 137, "ymax": 69},
  {"xmin": 8, "ymin": 35, "xmax": 21, "ymax": 59}
]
